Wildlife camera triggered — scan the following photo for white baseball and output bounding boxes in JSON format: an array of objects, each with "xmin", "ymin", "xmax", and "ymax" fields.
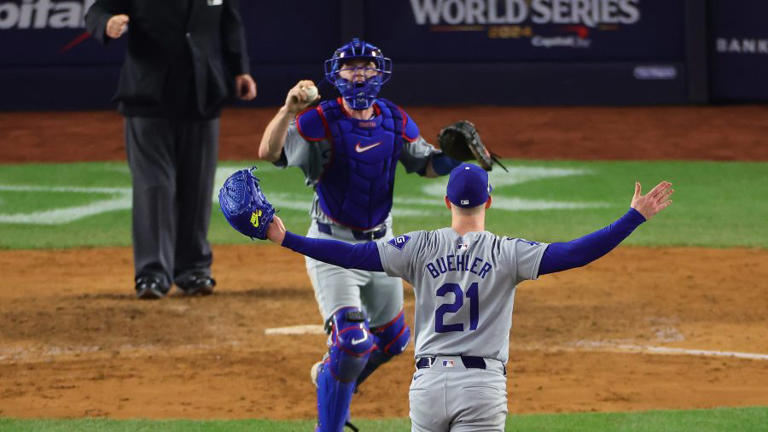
[{"xmin": 304, "ymin": 85, "xmax": 318, "ymax": 101}]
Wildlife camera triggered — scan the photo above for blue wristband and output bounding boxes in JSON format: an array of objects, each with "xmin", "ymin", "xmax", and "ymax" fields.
[{"xmin": 431, "ymin": 153, "xmax": 463, "ymax": 176}]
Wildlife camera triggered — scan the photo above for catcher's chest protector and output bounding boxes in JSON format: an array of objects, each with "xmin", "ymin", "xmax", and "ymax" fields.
[{"xmin": 306, "ymin": 98, "xmax": 405, "ymax": 230}]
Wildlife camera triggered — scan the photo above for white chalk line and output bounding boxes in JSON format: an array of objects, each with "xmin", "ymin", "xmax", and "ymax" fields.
[
  {"xmin": 564, "ymin": 341, "xmax": 768, "ymax": 361},
  {"xmin": 0, "ymin": 341, "xmax": 243, "ymax": 364},
  {"xmin": 0, "ymin": 165, "xmax": 610, "ymax": 225},
  {"xmin": 264, "ymin": 324, "xmax": 325, "ymax": 335},
  {"xmin": 3, "ymin": 336, "xmax": 767, "ymax": 364},
  {"xmin": 261, "ymin": 327, "xmax": 768, "ymax": 361}
]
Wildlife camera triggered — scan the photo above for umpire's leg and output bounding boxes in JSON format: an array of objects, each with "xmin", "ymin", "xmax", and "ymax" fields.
[
  {"xmin": 124, "ymin": 117, "xmax": 177, "ymax": 290},
  {"xmin": 173, "ymin": 118, "xmax": 219, "ymax": 282}
]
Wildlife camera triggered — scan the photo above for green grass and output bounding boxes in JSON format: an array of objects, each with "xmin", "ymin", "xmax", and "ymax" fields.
[
  {"xmin": 0, "ymin": 160, "xmax": 766, "ymax": 249},
  {"xmin": 2, "ymin": 407, "xmax": 767, "ymax": 431}
]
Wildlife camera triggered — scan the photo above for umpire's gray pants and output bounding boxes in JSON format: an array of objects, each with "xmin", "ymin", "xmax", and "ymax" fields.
[
  {"xmin": 410, "ymin": 356, "xmax": 508, "ymax": 431},
  {"xmin": 124, "ymin": 116, "xmax": 219, "ymax": 287}
]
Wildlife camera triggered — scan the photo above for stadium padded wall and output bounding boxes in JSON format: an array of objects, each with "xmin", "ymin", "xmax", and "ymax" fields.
[
  {"xmin": 0, "ymin": 0, "xmax": 756, "ymax": 110},
  {"xmin": 708, "ymin": 0, "xmax": 768, "ymax": 102}
]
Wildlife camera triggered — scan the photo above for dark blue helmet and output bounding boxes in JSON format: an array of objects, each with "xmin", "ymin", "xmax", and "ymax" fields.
[{"xmin": 324, "ymin": 38, "xmax": 392, "ymax": 110}]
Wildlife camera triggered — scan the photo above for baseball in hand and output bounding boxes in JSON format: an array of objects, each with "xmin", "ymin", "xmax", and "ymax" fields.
[{"xmin": 304, "ymin": 85, "xmax": 318, "ymax": 101}]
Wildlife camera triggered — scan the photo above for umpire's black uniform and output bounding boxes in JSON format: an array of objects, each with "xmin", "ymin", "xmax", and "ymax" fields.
[{"xmin": 86, "ymin": 0, "xmax": 250, "ymax": 297}]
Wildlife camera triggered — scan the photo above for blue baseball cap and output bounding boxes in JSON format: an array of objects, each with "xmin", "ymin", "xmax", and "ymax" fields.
[{"xmin": 446, "ymin": 163, "xmax": 492, "ymax": 208}]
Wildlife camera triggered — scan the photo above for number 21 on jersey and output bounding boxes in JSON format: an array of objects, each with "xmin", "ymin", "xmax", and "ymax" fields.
[{"xmin": 435, "ymin": 282, "xmax": 479, "ymax": 333}]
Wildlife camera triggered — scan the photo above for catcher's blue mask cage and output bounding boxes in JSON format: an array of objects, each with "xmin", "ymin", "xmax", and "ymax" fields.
[{"xmin": 324, "ymin": 38, "xmax": 392, "ymax": 110}]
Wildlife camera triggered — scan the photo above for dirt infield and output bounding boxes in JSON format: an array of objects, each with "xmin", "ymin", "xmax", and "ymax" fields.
[
  {"xmin": 1, "ymin": 106, "xmax": 767, "ymax": 420},
  {"xmin": 2, "ymin": 105, "xmax": 768, "ymax": 163},
  {"xmin": 2, "ymin": 246, "xmax": 767, "ymax": 419}
]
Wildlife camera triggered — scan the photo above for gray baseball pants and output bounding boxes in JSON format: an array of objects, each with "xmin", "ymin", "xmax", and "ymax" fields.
[{"xmin": 409, "ymin": 356, "xmax": 508, "ymax": 431}]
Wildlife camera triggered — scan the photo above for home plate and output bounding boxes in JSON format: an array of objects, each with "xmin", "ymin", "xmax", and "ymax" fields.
[{"xmin": 265, "ymin": 325, "xmax": 325, "ymax": 335}]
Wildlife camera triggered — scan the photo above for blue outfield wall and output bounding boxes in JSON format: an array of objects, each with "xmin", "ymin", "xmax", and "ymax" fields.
[{"xmin": 0, "ymin": 0, "xmax": 762, "ymax": 110}]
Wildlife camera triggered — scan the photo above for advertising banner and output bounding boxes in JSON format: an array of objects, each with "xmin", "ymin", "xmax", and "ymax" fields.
[
  {"xmin": 0, "ymin": 0, "xmax": 693, "ymax": 108},
  {"xmin": 709, "ymin": 0, "xmax": 768, "ymax": 101},
  {"xmin": 0, "ymin": 0, "xmax": 125, "ymax": 66},
  {"xmin": 365, "ymin": 0, "xmax": 685, "ymax": 62}
]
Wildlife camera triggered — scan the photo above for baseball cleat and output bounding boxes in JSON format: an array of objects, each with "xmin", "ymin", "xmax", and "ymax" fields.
[
  {"xmin": 135, "ymin": 276, "xmax": 169, "ymax": 300},
  {"xmin": 310, "ymin": 361, "xmax": 323, "ymax": 388},
  {"xmin": 176, "ymin": 273, "xmax": 216, "ymax": 296}
]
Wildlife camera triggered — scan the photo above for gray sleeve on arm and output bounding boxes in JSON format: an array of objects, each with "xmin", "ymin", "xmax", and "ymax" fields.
[
  {"xmin": 399, "ymin": 137, "xmax": 440, "ymax": 174},
  {"xmin": 506, "ymin": 238, "xmax": 549, "ymax": 283},
  {"xmin": 275, "ymin": 123, "xmax": 330, "ymax": 185},
  {"xmin": 375, "ymin": 231, "xmax": 426, "ymax": 283}
]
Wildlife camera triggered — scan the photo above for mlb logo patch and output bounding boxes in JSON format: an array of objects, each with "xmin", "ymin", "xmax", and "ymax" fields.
[
  {"xmin": 456, "ymin": 242, "xmax": 468, "ymax": 251},
  {"xmin": 442, "ymin": 360, "xmax": 455, "ymax": 368},
  {"xmin": 388, "ymin": 235, "xmax": 411, "ymax": 250}
]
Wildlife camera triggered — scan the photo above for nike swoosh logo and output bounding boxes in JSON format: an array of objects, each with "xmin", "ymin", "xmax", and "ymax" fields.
[
  {"xmin": 351, "ymin": 333, "xmax": 368, "ymax": 345},
  {"xmin": 355, "ymin": 142, "xmax": 382, "ymax": 153}
]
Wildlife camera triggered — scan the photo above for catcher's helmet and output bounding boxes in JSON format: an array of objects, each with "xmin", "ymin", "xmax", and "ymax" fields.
[{"xmin": 324, "ymin": 38, "xmax": 392, "ymax": 110}]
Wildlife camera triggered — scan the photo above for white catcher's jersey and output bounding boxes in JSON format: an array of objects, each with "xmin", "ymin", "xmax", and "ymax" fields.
[{"xmin": 376, "ymin": 228, "xmax": 548, "ymax": 364}]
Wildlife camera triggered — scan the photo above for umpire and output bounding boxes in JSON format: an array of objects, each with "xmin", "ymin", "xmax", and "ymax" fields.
[{"xmin": 85, "ymin": 0, "xmax": 256, "ymax": 299}]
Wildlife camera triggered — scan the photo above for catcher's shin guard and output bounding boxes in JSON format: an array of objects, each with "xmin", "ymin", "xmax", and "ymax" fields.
[
  {"xmin": 356, "ymin": 310, "xmax": 410, "ymax": 389},
  {"xmin": 316, "ymin": 307, "xmax": 374, "ymax": 432}
]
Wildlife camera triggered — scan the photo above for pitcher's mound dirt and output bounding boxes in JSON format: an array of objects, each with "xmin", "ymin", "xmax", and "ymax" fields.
[{"xmin": 1, "ymin": 245, "xmax": 767, "ymax": 419}]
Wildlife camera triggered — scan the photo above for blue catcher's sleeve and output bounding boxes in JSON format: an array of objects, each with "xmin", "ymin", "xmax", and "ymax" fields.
[
  {"xmin": 401, "ymin": 110, "xmax": 420, "ymax": 142},
  {"xmin": 295, "ymin": 106, "xmax": 328, "ymax": 142},
  {"xmin": 538, "ymin": 208, "xmax": 646, "ymax": 275},
  {"xmin": 396, "ymin": 108, "xmax": 460, "ymax": 176},
  {"xmin": 282, "ymin": 232, "xmax": 384, "ymax": 271},
  {"xmin": 429, "ymin": 153, "xmax": 463, "ymax": 176}
]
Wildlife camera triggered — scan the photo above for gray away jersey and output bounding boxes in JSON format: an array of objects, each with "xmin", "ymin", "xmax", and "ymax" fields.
[{"xmin": 376, "ymin": 228, "xmax": 548, "ymax": 364}]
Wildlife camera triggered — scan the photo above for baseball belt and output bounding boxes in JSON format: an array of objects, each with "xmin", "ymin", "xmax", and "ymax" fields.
[
  {"xmin": 316, "ymin": 222, "xmax": 387, "ymax": 241},
  {"xmin": 416, "ymin": 356, "xmax": 506, "ymax": 376}
]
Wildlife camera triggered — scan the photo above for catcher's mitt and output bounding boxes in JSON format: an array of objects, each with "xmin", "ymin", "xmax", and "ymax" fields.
[
  {"xmin": 219, "ymin": 167, "xmax": 275, "ymax": 240},
  {"xmin": 437, "ymin": 120, "xmax": 508, "ymax": 172}
]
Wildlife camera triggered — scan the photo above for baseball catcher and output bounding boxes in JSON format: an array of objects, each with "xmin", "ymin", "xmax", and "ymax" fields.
[
  {"xmin": 219, "ymin": 168, "xmax": 275, "ymax": 240},
  {"xmin": 438, "ymin": 120, "xmax": 508, "ymax": 172}
]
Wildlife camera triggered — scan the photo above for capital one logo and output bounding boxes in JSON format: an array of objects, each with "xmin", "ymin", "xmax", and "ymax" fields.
[{"xmin": 0, "ymin": 0, "xmax": 96, "ymax": 30}]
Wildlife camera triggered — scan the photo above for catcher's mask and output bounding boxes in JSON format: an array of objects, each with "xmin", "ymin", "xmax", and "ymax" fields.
[{"xmin": 324, "ymin": 38, "xmax": 392, "ymax": 110}]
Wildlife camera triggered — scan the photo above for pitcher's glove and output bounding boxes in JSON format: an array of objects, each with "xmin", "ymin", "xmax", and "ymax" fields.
[
  {"xmin": 438, "ymin": 120, "xmax": 508, "ymax": 172},
  {"xmin": 219, "ymin": 167, "xmax": 275, "ymax": 240}
]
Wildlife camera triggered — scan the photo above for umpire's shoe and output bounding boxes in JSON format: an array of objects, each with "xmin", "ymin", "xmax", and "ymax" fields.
[
  {"xmin": 176, "ymin": 273, "xmax": 216, "ymax": 296},
  {"xmin": 135, "ymin": 275, "xmax": 170, "ymax": 300}
]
